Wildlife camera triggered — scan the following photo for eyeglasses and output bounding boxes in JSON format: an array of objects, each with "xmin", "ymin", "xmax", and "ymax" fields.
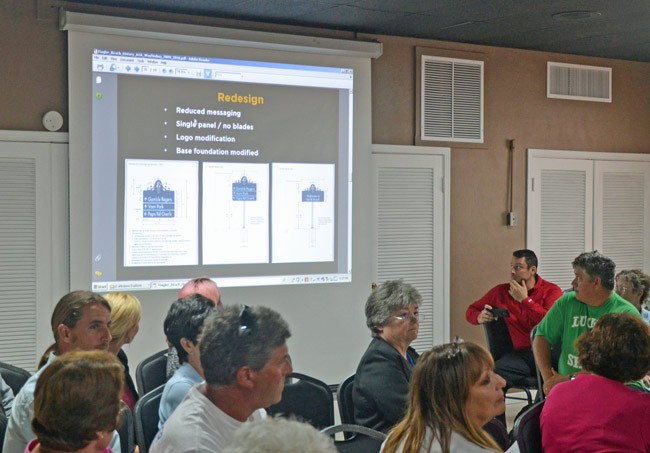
[
  {"xmin": 238, "ymin": 304, "xmax": 255, "ymax": 335},
  {"xmin": 393, "ymin": 312, "xmax": 425, "ymax": 323},
  {"xmin": 511, "ymin": 264, "xmax": 529, "ymax": 271}
]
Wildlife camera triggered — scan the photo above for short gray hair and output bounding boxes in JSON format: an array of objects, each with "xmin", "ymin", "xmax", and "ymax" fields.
[
  {"xmin": 572, "ymin": 251, "xmax": 616, "ymax": 291},
  {"xmin": 200, "ymin": 305, "xmax": 291, "ymax": 386},
  {"xmin": 616, "ymin": 269, "xmax": 650, "ymax": 307},
  {"xmin": 223, "ymin": 418, "xmax": 336, "ymax": 453},
  {"xmin": 365, "ymin": 280, "xmax": 422, "ymax": 337}
]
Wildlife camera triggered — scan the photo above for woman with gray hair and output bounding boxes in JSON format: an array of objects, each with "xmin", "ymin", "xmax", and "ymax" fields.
[
  {"xmin": 615, "ymin": 269, "xmax": 650, "ymax": 324},
  {"xmin": 223, "ymin": 417, "xmax": 336, "ymax": 453},
  {"xmin": 353, "ymin": 280, "xmax": 423, "ymax": 432}
]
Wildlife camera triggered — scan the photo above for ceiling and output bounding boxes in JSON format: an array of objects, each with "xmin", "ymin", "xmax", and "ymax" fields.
[{"xmin": 65, "ymin": 0, "xmax": 650, "ymax": 63}]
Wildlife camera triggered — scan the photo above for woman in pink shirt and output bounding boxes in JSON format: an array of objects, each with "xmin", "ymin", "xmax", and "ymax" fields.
[{"xmin": 541, "ymin": 313, "xmax": 650, "ymax": 453}]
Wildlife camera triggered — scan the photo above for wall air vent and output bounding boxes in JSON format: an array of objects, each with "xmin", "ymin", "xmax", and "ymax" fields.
[
  {"xmin": 421, "ymin": 55, "xmax": 483, "ymax": 143},
  {"xmin": 547, "ymin": 61, "xmax": 611, "ymax": 102}
]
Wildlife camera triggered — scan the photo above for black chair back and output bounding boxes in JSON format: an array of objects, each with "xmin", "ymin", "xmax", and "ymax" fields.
[
  {"xmin": 337, "ymin": 373, "xmax": 355, "ymax": 425},
  {"xmin": 321, "ymin": 424, "xmax": 386, "ymax": 453},
  {"xmin": 117, "ymin": 403, "xmax": 135, "ymax": 453},
  {"xmin": 134, "ymin": 384, "xmax": 165, "ymax": 453},
  {"xmin": 0, "ymin": 361, "xmax": 32, "ymax": 396},
  {"xmin": 135, "ymin": 350, "xmax": 168, "ymax": 396},
  {"xmin": 512, "ymin": 399, "xmax": 545, "ymax": 453},
  {"xmin": 483, "ymin": 317, "xmax": 514, "ymax": 362},
  {"xmin": 267, "ymin": 372, "xmax": 334, "ymax": 430},
  {"xmin": 483, "ymin": 319, "xmax": 534, "ymax": 405},
  {"xmin": 483, "ymin": 417, "xmax": 510, "ymax": 451}
]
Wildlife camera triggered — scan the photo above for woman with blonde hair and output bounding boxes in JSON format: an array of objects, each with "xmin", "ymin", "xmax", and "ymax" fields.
[
  {"xmin": 27, "ymin": 350, "xmax": 124, "ymax": 453},
  {"xmin": 381, "ymin": 341, "xmax": 506, "ymax": 453},
  {"xmin": 103, "ymin": 291, "xmax": 142, "ymax": 411}
]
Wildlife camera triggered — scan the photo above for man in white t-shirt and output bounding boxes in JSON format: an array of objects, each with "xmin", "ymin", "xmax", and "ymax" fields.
[{"xmin": 150, "ymin": 304, "xmax": 293, "ymax": 452}]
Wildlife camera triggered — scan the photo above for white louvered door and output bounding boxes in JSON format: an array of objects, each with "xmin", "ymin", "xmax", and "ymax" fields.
[
  {"xmin": 594, "ymin": 161, "xmax": 650, "ymax": 270},
  {"xmin": 528, "ymin": 151, "xmax": 650, "ymax": 291},
  {"xmin": 0, "ymin": 134, "xmax": 68, "ymax": 371},
  {"xmin": 372, "ymin": 147, "xmax": 449, "ymax": 352},
  {"xmin": 528, "ymin": 158, "xmax": 592, "ymax": 290}
]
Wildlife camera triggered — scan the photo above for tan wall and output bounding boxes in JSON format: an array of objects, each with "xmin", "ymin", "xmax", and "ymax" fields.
[
  {"xmin": 369, "ymin": 34, "xmax": 650, "ymax": 345},
  {"xmin": 4, "ymin": 1, "xmax": 650, "ymax": 347}
]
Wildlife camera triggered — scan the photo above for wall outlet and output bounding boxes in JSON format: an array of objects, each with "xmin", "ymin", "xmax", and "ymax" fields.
[{"xmin": 507, "ymin": 212, "xmax": 518, "ymax": 227}]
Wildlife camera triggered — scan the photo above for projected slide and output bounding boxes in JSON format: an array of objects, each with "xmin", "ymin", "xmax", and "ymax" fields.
[
  {"xmin": 90, "ymin": 49, "xmax": 353, "ymax": 290},
  {"xmin": 124, "ymin": 159, "xmax": 198, "ymax": 266},
  {"xmin": 272, "ymin": 163, "xmax": 335, "ymax": 263},
  {"xmin": 202, "ymin": 162, "xmax": 270, "ymax": 264}
]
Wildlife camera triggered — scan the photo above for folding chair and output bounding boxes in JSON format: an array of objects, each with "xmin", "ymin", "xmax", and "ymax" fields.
[
  {"xmin": 483, "ymin": 418, "xmax": 510, "ymax": 451},
  {"xmin": 321, "ymin": 424, "xmax": 386, "ymax": 453},
  {"xmin": 117, "ymin": 402, "xmax": 135, "ymax": 453},
  {"xmin": 267, "ymin": 372, "xmax": 334, "ymax": 430},
  {"xmin": 0, "ymin": 361, "xmax": 32, "ymax": 395},
  {"xmin": 135, "ymin": 349, "xmax": 168, "ymax": 396},
  {"xmin": 134, "ymin": 384, "xmax": 165, "ymax": 453},
  {"xmin": 337, "ymin": 373, "xmax": 355, "ymax": 425},
  {"xmin": 483, "ymin": 318, "xmax": 535, "ymax": 405},
  {"xmin": 511, "ymin": 400, "xmax": 545, "ymax": 453}
]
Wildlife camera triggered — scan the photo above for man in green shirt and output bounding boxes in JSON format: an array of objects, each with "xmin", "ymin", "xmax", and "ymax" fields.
[{"xmin": 533, "ymin": 251, "xmax": 639, "ymax": 394}]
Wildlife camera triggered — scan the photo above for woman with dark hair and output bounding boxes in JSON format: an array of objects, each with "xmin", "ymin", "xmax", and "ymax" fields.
[
  {"xmin": 381, "ymin": 341, "xmax": 506, "ymax": 453},
  {"xmin": 353, "ymin": 280, "xmax": 423, "ymax": 432},
  {"xmin": 541, "ymin": 313, "xmax": 650, "ymax": 452},
  {"xmin": 27, "ymin": 350, "xmax": 124, "ymax": 453}
]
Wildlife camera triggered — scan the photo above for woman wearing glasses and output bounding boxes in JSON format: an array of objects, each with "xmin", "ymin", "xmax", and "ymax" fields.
[
  {"xmin": 615, "ymin": 269, "xmax": 650, "ymax": 324},
  {"xmin": 353, "ymin": 280, "xmax": 423, "ymax": 432},
  {"xmin": 381, "ymin": 341, "xmax": 507, "ymax": 453}
]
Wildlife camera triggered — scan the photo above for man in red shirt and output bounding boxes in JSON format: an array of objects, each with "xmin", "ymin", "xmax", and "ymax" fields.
[{"xmin": 466, "ymin": 249, "xmax": 562, "ymax": 387}]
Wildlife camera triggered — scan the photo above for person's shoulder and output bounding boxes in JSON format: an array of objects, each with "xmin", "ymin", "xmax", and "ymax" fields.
[
  {"xmin": 117, "ymin": 349, "xmax": 129, "ymax": 365},
  {"xmin": 448, "ymin": 431, "xmax": 494, "ymax": 452},
  {"xmin": 367, "ymin": 338, "xmax": 402, "ymax": 360},
  {"xmin": 151, "ymin": 430, "xmax": 213, "ymax": 453},
  {"xmin": 13, "ymin": 370, "xmax": 40, "ymax": 406},
  {"xmin": 355, "ymin": 339, "xmax": 403, "ymax": 379},
  {"xmin": 609, "ymin": 293, "xmax": 642, "ymax": 314},
  {"xmin": 486, "ymin": 283, "xmax": 510, "ymax": 295},
  {"xmin": 539, "ymin": 292, "xmax": 572, "ymax": 316},
  {"xmin": 167, "ymin": 365, "xmax": 201, "ymax": 388},
  {"xmin": 642, "ymin": 308, "xmax": 650, "ymax": 325},
  {"xmin": 537, "ymin": 275, "xmax": 562, "ymax": 291},
  {"xmin": 550, "ymin": 291, "xmax": 574, "ymax": 306},
  {"xmin": 359, "ymin": 338, "xmax": 393, "ymax": 358}
]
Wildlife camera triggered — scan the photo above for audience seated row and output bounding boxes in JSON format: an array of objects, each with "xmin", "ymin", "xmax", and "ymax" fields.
[{"xmin": 6, "ymin": 253, "xmax": 650, "ymax": 453}]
